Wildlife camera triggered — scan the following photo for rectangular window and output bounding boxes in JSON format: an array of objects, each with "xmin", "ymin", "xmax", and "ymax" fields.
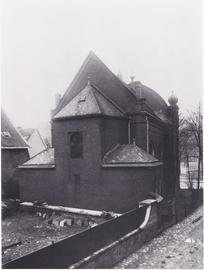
[
  {"xmin": 74, "ymin": 174, "xmax": 80, "ymax": 193},
  {"xmin": 69, "ymin": 132, "xmax": 83, "ymax": 158}
]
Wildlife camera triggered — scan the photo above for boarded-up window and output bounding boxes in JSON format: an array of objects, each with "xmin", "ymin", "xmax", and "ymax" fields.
[
  {"xmin": 69, "ymin": 132, "xmax": 83, "ymax": 158},
  {"xmin": 74, "ymin": 174, "xmax": 80, "ymax": 193}
]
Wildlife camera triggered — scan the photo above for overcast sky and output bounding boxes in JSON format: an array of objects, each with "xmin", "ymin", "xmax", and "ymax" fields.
[{"xmin": 2, "ymin": 0, "xmax": 203, "ymax": 133}]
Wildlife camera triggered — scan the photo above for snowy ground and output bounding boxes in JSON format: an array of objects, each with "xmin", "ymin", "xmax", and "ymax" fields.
[
  {"xmin": 115, "ymin": 205, "xmax": 203, "ymax": 269},
  {"xmin": 180, "ymin": 162, "xmax": 203, "ymax": 189}
]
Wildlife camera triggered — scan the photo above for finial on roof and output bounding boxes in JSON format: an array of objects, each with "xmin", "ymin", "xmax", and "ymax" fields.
[
  {"xmin": 168, "ymin": 91, "xmax": 178, "ymax": 106},
  {"xmin": 87, "ymin": 76, "xmax": 91, "ymax": 85},
  {"xmin": 130, "ymin": 75, "xmax": 135, "ymax": 83}
]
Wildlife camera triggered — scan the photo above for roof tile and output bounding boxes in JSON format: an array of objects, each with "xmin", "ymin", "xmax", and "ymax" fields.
[
  {"xmin": 21, "ymin": 148, "xmax": 55, "ymax": 166},
  {"xmin": 54, "ymin": 84, "xmax": 124, "ymax": 119},
  {"xmin": 103, "ymin": 144, "xmax": 161, "ymax": 167}
]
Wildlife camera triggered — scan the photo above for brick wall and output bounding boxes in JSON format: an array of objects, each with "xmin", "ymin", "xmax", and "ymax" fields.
[
  {"xmin": 101, "ymin": 117, "xmax": 128, "ymax": 156},
  {"xmin": 19, "ymin": 168, "xmax": 57, "ymax": 204},
  {"xmin": 18, "ymin": 116, "xmax": 162, "ymax": 213},
  {"xmin": 2, "ymin": 149, "xmax": 29, "ymax": 198},
  {"xmin": 102, "ymin": 167, "xmax": 162, "ymax": 212},
  {"xmin": 52, "ymin": 117, "xmax": 103, "ymax": 207}
]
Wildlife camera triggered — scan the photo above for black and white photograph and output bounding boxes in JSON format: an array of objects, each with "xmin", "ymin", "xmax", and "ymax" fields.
[{"xmin": 1, "ymin": 0, "xmax": 203, "ymax": 268}]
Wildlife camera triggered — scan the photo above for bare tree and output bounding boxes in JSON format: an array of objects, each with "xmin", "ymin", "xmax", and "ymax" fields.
[
  {"xmin": 179, "ymin": 104, "xmax": 203, "ymax": 190},
  {"xmin": 186, "ymin": 103, "xmax": 203, "ymax": 189}
]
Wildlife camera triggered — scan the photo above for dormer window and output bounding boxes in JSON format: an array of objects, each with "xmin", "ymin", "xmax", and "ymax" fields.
[
  {"xmin": 1, "ymin": 131, "xmax": 11, "ymax": 138},
  {"xmin": 78, "ymin": 95, "xmax": 86, "ymax": 103},
  {"xmin": 69, "ymin": 132, "xmax": 83, "ymax": 158}
]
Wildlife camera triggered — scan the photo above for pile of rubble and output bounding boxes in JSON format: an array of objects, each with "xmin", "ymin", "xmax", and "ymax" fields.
[{"xmin": 35, "ymin": 211, "xmax": 98, "ymax": 228}]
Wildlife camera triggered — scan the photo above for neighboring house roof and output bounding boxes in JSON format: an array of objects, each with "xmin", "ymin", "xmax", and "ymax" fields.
[
  {"xmin": 54, "ymin": 83, "xmax": 125, "ymax": 120},
  {"xmin": 54, "ymin": 51, "xmax": 138, "ymax": 116},
  {"xmin": 102, "ymin": 144, "xmax": 162, "ymax": 167},
  {"xmin": 128, "ymin": 81, "xmax": 168, "ymax": 113},
  {"xmin": 19, "ymin": 148, "xmax": 55, "ymax": 168},
  {"xmin": 1, "ymin": 109, "xmax": 28, "ymax": 149},
  {"xmin": 18, "ymin": 127, "xmax": 47, "ymax": 148},
  {"xmin": 18, "ymin": 128, "xmax": 35, "ymax": 140}
]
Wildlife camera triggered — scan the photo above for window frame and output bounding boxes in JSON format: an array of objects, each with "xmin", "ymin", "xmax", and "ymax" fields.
[{"xmin": 69, "ymin": 131, "xmax": 83, "ymax": 159}]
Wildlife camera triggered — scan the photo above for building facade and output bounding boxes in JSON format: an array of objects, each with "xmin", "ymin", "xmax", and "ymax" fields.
[
  {"xmin": 1, "ymin": 109, "xmax": 29, "ymax": 198},
  {"xmin": 18, "ymin": 52, "xmax": 179, "ymax": 213}
]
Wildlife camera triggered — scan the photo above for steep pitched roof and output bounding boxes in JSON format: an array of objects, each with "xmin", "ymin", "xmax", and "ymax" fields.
[
  {"xmin": 19, "ymin": 148, "xmax": 55, "ymax": 168},
  {"xmin": 1, "ymin": 109, "xmax": 28, "ymax": 149},
  {"xmin": 18, "ymin": 127, "xmax": 47, "ymax": 148},
  {"xmin": 103, "ymin": 144, "xmax": 162, "ymax": 167},
  {"xmin": 54, "ymin": 51, "xmax": 138, "ymax": 116},
  {"xmin": 54, "ymin": 84, "xmax": 125, "ymax": 119}
]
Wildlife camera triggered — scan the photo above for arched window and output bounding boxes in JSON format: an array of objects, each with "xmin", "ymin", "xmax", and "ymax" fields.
[
  {"xmin": 70, "ymin": 132, "xmax": 83, "ymax": 158},
  {"xmin": 149, "ymin": 142, "xmax": 155, "ymax": 156}
]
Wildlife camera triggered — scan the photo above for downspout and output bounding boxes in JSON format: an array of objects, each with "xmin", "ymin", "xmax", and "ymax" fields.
[
  {"xmin": 128, "ymin": 118, "xmax": 131, "ymax": 144},
  {"xmin": 146, "ymin": 116, "xmax": 149, "ymax": 152},
  {"xmin": 139, "ymin": 204, "xmax": 152, "ymax": 229}
]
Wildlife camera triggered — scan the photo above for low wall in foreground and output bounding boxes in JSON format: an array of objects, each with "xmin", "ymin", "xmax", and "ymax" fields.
[
  {"xmin": 69, "ymin": 200, "xmax": 159, "ymax": 268},
  {"xmin": 3, "ymin": 200, "xmax": 160, "ymax": 269}
]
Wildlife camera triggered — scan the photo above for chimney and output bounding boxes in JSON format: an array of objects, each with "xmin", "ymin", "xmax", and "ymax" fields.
[
  {"xmin": 17, "ymin": 126, "xmax": 23, "ymax": 132},
  {"xmin": 55, "ymin": 93, "xmax": 61, "ymax": 108},
  {"xmin": 117, "ymin": 72, "xmax": 123, "ymax": 81},
  {"xmin": 130, "ymin": 76, "xmax": 135, "ymax": 83}
]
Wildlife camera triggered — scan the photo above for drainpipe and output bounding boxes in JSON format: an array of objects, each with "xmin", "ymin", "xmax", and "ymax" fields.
[
  {"xmin": 146, "ymin": 116, "xmax": 149, "ymax": 152},
  {"xmin": 128, "ymin": 119, "xmax": 131, "ymax": 144}
]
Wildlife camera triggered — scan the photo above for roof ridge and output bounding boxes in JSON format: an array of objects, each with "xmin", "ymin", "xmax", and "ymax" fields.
[
  {"xmin": 35, "ymin": 129, "xmax": 47, "ymax": 148},
  {"xmin": 90, "ymin": 86, "xmax": 104, "ymax": 114},
  {"xmin": 89, "ymin": 54, "xmax": 139, "ymax": 103},
  {"xmin": 105, "ymin": 143, "xmax": 159, "ymax": 161},
  {"xmin": 55, "ymin": 51, "xmax": 138, "ymax": 116},
  {"xmin": 91, "ymin": 84, "xmax": 125, "ymax": 115},
  {"xmin": 103, "ymin": 144, "xmax": 120, "ymax": 162},
  {"xmin": 55, "ymin": 52, "xmax": 93, "ymax": 114}
]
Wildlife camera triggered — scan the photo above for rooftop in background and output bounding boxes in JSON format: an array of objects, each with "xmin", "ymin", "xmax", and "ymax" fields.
[
  {"xmin": 103, "ymin": 144, "xmax": 162, "ymax": 167},
  {"xmin": 19, "ymin": 148, "xmax": 55, "ymax": 168},
  {"xmin": 1, "ymin": 109, "xmax": 28, "ymax": 149}
]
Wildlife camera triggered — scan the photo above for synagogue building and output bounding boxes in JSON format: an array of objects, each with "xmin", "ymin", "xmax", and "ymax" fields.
[{"xmin": 18, "ymin": 52, "xmax": 179, "ymax": 213}]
